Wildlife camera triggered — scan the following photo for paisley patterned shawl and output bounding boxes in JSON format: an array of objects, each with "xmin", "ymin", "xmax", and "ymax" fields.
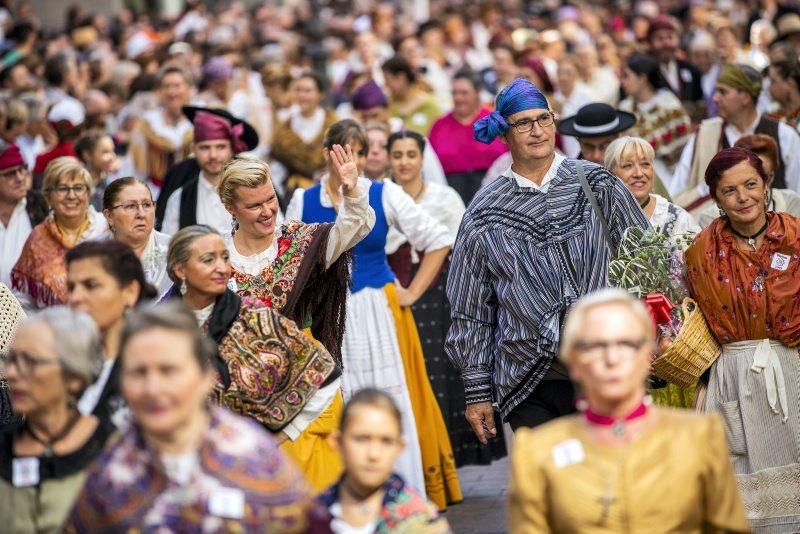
[
  {"xmin": 231, "ymin": 220, "xmax": 351, "ymax": 366},
  {"xmin": 213, "ymin": 298, "xmax": 336, "ymax": 431},
  {"xmin": 65, "ymin": 407, "xmax": 312, "ymax": 533}
]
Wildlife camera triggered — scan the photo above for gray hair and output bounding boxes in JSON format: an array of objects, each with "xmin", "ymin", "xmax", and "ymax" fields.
[
  {"xmin": 560, "ymin": 288, "xmax": 654, "ymax": 363},
  {"xmin": 120, "ymin": 301, "xmax": 215, "ymax": 372},
  {"xmin": 22, "ymin": 306, "xmax": 103, "ymax": 391},
  {"xmin": 604, "ymin": 136, "xmax": 655, "ymax": 172},
  {"xmin": 166, "ymin": 225, "xmax": 221, "ymax": 284}
]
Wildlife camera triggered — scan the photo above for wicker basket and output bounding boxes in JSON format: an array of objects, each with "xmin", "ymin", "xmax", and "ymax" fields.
[{"xmin": 652, "ymin": 298, "xmax": 721, "ymax": 388}]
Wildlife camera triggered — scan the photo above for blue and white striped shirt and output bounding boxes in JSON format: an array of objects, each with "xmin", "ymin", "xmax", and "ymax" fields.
[{"xmin": 445, "ymin": 158, "xmax": 651, "ymax": 417}]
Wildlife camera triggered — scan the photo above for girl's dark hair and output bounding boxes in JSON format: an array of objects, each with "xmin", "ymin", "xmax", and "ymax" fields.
[
  {"xmin": 66, "ymin": 240, "xmax": 158, "ymax": 303},
  {"xmin": 297, "ymin": 70, "xmax": 325, "ymax": 93},
  {"xmin": 102, "ymin": 176, "xmax": 152, "ymax": 211},
  {"xmin": 323, "ymin": 119, "xmax": 368, "ymax": 151},
  {"xmin": 704, "ymin": 147, "xmax": 768, "ymax": 201},
  {"xmin": 382, "ymin": 55, "xmax": 417, "ymax": 84},
  {"xmin": 770, "ymin": 59, "xmax": 800, "ymax": 91},
  {"xmin": 387, "ymin": 129, "xmax": 425, "ymax": 153},
  {"xmin": 119, "ymin": 300, "xmax": 215, "ymax": 372},
  {"xmin": 340, "ymin": 388, "xmax": 402, "ymax": 432},
  {"xmin": 626, "ymin": 53, "xmax": 667, "ymax": 91},
  {"xmin": 74, "ymin": 131, "xmax": 111, "ymax": 164}
]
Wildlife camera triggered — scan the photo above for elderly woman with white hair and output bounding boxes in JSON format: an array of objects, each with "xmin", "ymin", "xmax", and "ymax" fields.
[
  {"xmin": 0, "ymin": 307, "xmax": 113, "ymax": 532},
  {"xmin": 509, "ymin": 289, "xmax": 749, "ymax": 533},
  {"xmin": 605, "ymin": 136, "xmax": 699, "ymax": 242}
]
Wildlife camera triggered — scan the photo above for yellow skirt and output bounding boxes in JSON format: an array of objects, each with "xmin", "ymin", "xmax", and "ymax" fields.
[
  {"xmin": 280, "ymin": 389, "xmax": 344, "ymax": 492},
  {"xmin": 385, "ymin": 283, "xmax": 463, "ymax": 511}
]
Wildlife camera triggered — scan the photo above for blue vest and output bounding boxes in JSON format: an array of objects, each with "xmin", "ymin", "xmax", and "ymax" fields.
[{"xmin": 302, "ymin": 181, "xmax": 394, "ymax": 293}]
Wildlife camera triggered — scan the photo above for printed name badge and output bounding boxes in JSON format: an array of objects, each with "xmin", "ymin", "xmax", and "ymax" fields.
[
  {"xmin": 551, "ymin": 438, "xmax": 585, "ymax": 469},
  {"xmin": 209, "ymin": 487, "xmax": 245, "ymax": 519},
  {"xmin": 771, "ymin": 253, "xmax": 791, "ymax": 271},
  {"xmin": 12, "ymin": 457, "xmax": 40, "ymax": 487}
]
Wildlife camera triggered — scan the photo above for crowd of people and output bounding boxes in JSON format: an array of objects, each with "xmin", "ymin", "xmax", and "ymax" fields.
[{"xmin": 0, "ymin": 0, "xmax": 800, "ymax": 532}]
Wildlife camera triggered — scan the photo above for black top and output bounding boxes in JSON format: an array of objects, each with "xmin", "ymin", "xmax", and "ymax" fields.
[{"xmin": 0, "ymin": 417, "xmax": 114, "ymax": 484}]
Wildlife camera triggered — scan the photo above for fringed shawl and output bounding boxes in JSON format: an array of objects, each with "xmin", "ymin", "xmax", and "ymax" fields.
[{"xmin": 11, "ymin": 211, "xmax": 106, "ymax": 308}]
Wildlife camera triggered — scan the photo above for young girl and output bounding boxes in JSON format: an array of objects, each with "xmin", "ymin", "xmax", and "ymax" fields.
[{"xmin": 312, "ymin": 389, "xmax": 451, "ymax": 533}]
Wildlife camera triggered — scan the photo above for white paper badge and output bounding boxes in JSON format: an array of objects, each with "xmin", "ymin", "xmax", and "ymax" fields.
[
  {"xmin": 771, "ymin": 253, "xmax": 790, "ymax": 271},
  {"xmin": 551, "ymin": 439, "xmax": 585, "ymax": 468},
  {"xmin": 12, "ymin": 457, "xmax": 40, "ymax": 487},
  {"xmin": 209, "ymin": 487, "xmax": 245, "ymax": 519}
]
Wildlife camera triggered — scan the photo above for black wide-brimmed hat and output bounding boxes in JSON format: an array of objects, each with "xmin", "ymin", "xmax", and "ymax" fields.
[
  {"xmin": 182, "ymin": 105, "xmax": 259, "ymax": 152},
  {"xmin": 557, "ymin": 103, "xmax": 637, "ymax": 138}
]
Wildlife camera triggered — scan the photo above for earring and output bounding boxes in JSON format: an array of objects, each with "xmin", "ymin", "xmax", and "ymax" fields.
[
  {"xmin": 123, "ymin": 304, "xmax": 132, "ymax": 318},
  {"xmin": 717, "ymin": 205, "xmax": 727, "ymax": 218},
  {"xmin": 180, "ymin": 279, "xmax": 187, "ymax": 295},
  {"xmin": 231, "ymin": 215, "xmax": 239, "ymax": 236},
  {"xmin": 765, "ymin": 189, "xmax": 771, "ymax": 210}
]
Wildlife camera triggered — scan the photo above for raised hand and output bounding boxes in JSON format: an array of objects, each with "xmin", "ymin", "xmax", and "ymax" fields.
[{"xmin": 330, "ymin": 143, "xmax": 360, "ymax": 198}]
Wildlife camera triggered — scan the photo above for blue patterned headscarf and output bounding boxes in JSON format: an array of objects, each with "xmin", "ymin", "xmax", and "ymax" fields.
[{"xmin": 473, "ymin": 78, "xmax": 550, "ymax": 144}]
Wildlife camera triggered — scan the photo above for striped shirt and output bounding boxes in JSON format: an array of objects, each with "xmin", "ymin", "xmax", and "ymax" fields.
[{"xmin": 445, "ymin": 158, "xmax": 651, "ymax": 417}]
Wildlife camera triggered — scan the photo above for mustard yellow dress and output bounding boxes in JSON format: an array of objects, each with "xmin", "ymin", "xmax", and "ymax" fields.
[
  {"xmin": 510, "ymin": 408, "xmax": 750, "ymax": 533},
  {"xmin": 280, "ymin": 389, "xmax": 344, "ymax": 492},
  {"xmin": 387, "ymin": 283, "xmax": 463, "ymax": 511}
]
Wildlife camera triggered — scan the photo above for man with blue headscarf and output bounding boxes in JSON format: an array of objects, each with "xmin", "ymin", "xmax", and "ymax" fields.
[{"xmin": 445, "ymin": 78, "xmax": 650, "ymax": 440}]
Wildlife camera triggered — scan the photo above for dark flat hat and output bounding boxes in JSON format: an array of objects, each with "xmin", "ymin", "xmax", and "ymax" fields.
[
  {"xmin": 182, "ymin": 105, "xmax": 259, "ymax": 152},
  {"xmin": 557, "ymin": 103, "xmax": 637, "ymax": 138}
]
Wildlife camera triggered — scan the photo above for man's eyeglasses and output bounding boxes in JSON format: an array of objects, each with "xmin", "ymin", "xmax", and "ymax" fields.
[
  {"xmin": 48, "ymin": 184, "xmax": 90, "ymax": 198},
  {"xmin": 0, "ymin": 165, "xmax": 28, "ymax": 180},
  {"xmin": 1, "ymin": 350, "xmax": 60, "ymax": 377},
  {"xmin": 507, "ymin": 112, "xmax": 555, "ymax": 134},
  {"xmin": 573, "ymin": 338, "xmax": 648, "ymax": 363},
  {"xmin": 110, "ymin": 200, "xmax": 155, "ymax": 214}
]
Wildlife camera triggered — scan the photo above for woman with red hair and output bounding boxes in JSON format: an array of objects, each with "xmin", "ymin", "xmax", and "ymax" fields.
[{"xmin": 684, "ymin": 147, "xmax": 800, "ymax": 531}]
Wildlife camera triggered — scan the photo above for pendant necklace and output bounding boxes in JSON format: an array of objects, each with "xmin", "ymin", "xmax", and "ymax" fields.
[
  {"xmin": 24, "ymin": 409, "xmax": 82, "ymax": 457},
  {"xmin": 729, "ymin": 219, "xmax": 768, "ymax": 251},
  {"xmin": 581, "ymin": 400, "xmax": 649, "ymax": 525}
]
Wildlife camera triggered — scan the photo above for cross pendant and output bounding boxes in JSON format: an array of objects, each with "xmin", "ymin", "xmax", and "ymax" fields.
[{"xmin": 598, "ymin": 488, "xmax": 617, "ymax": 523}]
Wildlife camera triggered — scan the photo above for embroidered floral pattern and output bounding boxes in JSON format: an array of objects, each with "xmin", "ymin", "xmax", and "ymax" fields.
[
  {"xmin": 212, "ymin": 298, "xmax": 335, "ymax": 430},
  {"xmin": 66, "ymin": 407, "xmax": 311, "ymax": 532},
  {"xmin": 230, "ymin": 221, "xmax": 318, "ymax": 311}
]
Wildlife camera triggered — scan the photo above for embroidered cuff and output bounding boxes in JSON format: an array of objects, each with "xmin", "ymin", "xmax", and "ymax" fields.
[{"xmin": 462, "ymin": 370, "xmax": 493, "ymax": 405}]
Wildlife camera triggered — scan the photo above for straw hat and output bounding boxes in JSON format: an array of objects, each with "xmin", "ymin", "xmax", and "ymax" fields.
[{"xmin": 775, "ymin": 13, "xmax": 800, "ymax": 42}]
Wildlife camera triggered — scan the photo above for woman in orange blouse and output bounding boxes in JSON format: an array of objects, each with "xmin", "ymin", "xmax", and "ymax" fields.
[{"xmin": 685, "ymin": 147, "xmax": 800, "ymax": 532}]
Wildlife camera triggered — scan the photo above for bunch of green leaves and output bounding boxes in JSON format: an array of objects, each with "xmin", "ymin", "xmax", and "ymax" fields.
[{"xmin": 607, "ymin": 227, "xmax": 691, "ymax": 304}]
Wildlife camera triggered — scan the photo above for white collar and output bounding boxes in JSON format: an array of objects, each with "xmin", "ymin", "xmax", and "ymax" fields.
[
  {"xmin": 725, "ymin": 112, "xmax": 761, "ymax": 136},
  {"xmin": 505, "ymin": 152, "xmax": 565, "ymax": 191}
]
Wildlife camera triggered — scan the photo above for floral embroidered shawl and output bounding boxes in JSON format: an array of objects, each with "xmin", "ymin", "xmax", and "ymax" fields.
[
  {"xmin": 685, "ymin": 212, "xmax": 800, "ymax": 346},
  {"xmin": 231, "ymin": 220, "xmax": 351, "ymax": 366},
  {"xmin": 65, "ymin": 407, "xmax": 312, "ymax": 533},
  {"xmin": 311, "ymin": 474, "xmax": 451, "ymax": 533}
]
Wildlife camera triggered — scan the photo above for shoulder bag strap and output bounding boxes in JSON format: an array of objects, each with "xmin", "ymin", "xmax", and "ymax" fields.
[{"xmin": 576, "ymin": 160, "xmax": 613, "ymax": 246}]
